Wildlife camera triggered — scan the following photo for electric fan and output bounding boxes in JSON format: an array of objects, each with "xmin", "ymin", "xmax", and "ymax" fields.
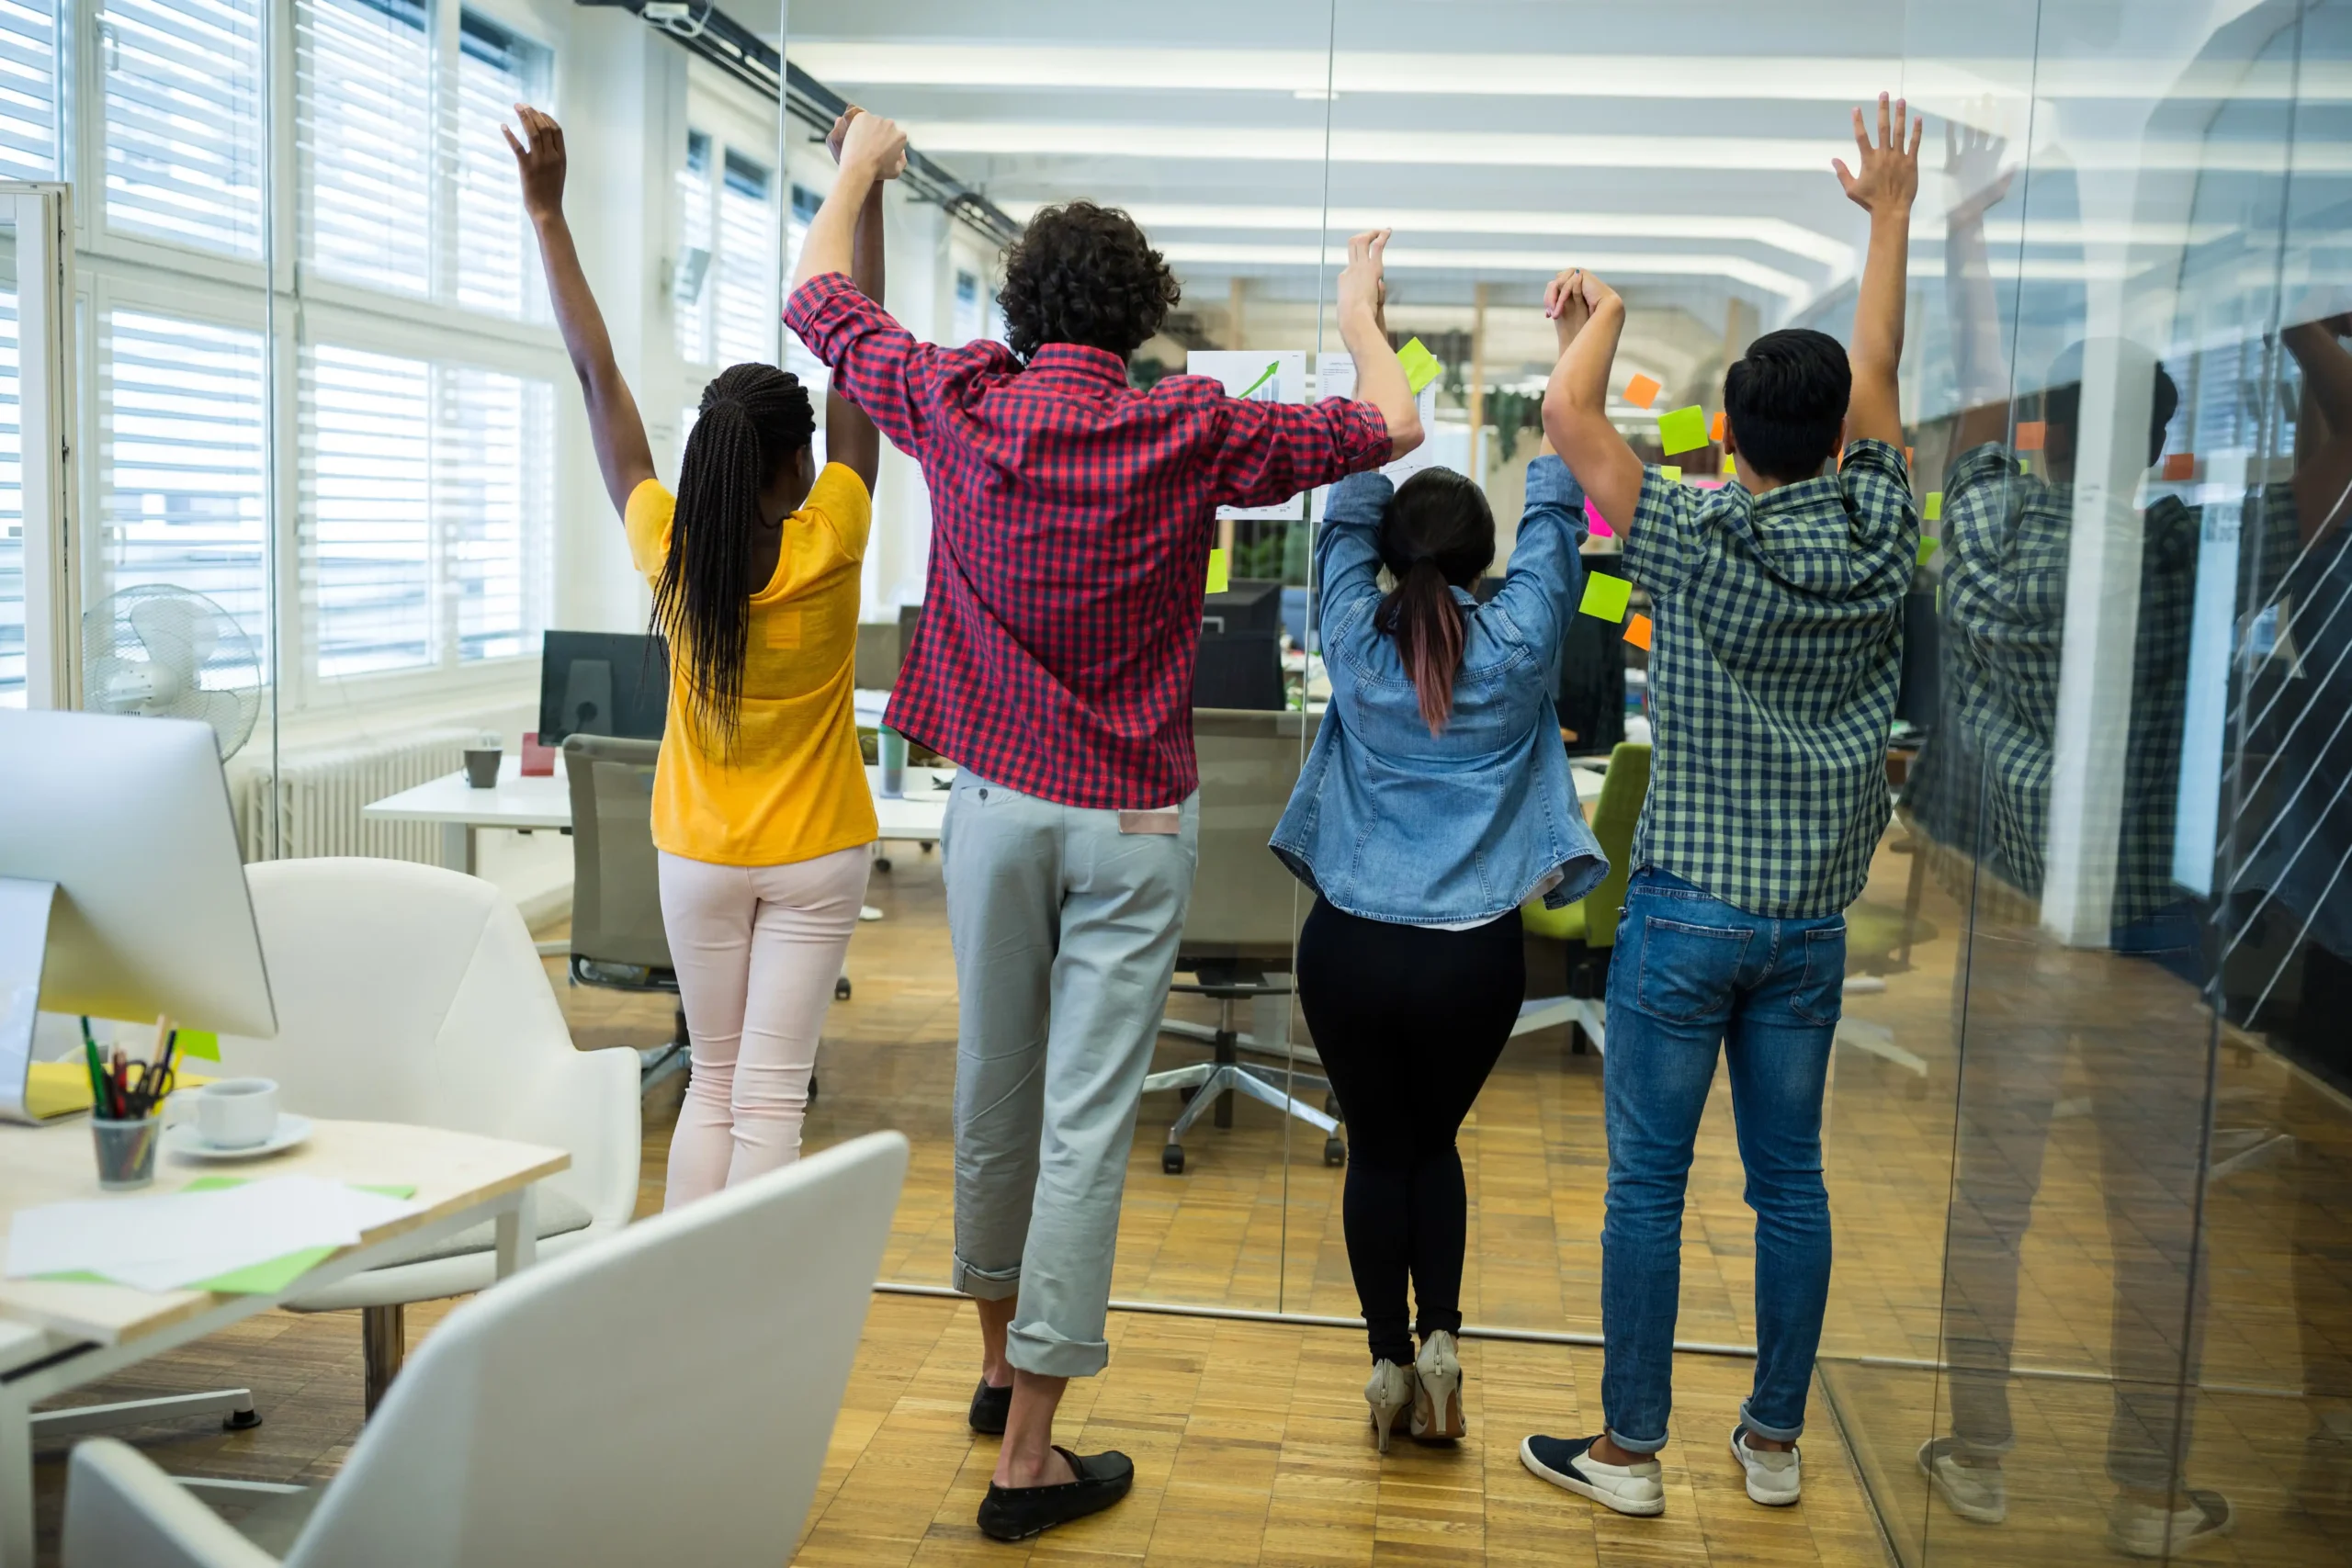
[{"xmin": 80, "ymin": 585, "xmax": 263, "ymax": 761}]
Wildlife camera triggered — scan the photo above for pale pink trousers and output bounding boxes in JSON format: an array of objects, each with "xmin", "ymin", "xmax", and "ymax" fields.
[{"xmin": 657, "ymin": 844, "xmax": 870, "ymax": 1209}]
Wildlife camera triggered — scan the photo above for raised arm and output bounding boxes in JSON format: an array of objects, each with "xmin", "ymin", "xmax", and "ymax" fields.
[
  {"xmin": 1944, "ymin": 120, "xmax": 2019, "ymax": 452},
  {"xmin": 1540, "ymin": 267, "xmax": 1645, "ymax": 533},
  {"xmin": 818, "ymin": 111, "xmax": 888, "ymax": 494},
  {"xmin": 2284, "ymin": 313, "xmax": 2352, "ymax": 544},
  {"xmin": 508, "ymin": 105, "xmax": 655, "ymax": 516},
  {"xmin": 1335, "ymin": 231, "xmax": 1423, "ymax": 459},
  {"xmin": 1834, "ymin": 93, "xmax": 1923, "ymax": 448},
  {"xmin": 794, "ymin": 110, "xmax": 906, "ymax": 293}
]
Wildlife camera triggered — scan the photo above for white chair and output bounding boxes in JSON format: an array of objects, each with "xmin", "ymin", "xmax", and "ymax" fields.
[
  {"xmin": 220, "ymin": 858, "xmax": 641, "ymax": 1410},
  {"xmin": 61, "ymin": 1131, "xmax": 910, "ymax": 1568}
]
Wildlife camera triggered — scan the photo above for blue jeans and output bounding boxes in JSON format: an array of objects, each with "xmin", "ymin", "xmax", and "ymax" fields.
[{"xmin": 1600, "ymin": 869, "xmax": 1843, "ymax": 1451}]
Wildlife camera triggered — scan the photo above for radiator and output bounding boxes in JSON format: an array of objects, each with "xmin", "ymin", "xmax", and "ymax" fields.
[{"xmin": 240, "ymin": 729, "xmax": 479, "ymax": 864}]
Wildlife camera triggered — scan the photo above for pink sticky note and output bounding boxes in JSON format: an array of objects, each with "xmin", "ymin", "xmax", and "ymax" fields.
[{"xmin": 1584, "ymin": 496, "xmax": 1614, "ymax": 538}]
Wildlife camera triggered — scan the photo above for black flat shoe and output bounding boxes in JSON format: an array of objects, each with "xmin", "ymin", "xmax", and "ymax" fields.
[
  {"xmin": 968, "ymin": 1378, "xmax": 1012, "ymax": 1436},
  {"xmin": 975, "ymin": 1447, "xmax": 1134, "ymax": 1541}
]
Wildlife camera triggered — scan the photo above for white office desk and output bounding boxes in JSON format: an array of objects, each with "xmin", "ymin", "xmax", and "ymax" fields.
[
  {"xmin": 0, "ymin": 1118, "xmax": 568, "ymax": 1566},
  {"xmin": 362, "ymin": 756, "xmax": 954, "ymax": 876},
  {"xmin": 1572, "ymin": 764, "xmax": 1606, "ymax": 807}
]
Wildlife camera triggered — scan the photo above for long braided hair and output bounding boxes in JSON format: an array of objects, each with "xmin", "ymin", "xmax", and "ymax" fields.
[
  {"xmin": 1373, "ymin": 468, "xmax": 1495, "ymax": 736},
  {"xmin": 652, "ymin": 363, "xmax": 816, "ymax": 753}
]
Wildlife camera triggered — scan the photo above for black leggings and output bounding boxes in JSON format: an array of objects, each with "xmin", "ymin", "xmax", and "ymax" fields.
[{"xmin": 1295, "ymin": 897, "xmax": 1523, "ymax": 1364}]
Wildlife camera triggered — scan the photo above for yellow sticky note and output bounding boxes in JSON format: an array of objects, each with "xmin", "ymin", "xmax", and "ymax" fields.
[
  {"xmin": 1624, "ymin": 613, "xmax": 1653, "ymax": 651},
  {"xmin": 1205, "ymin": 548, "xmax": 1229, "ymax": 595},
  {"xmin": 1917, "ymin": 536, "xmax": 1939, "ymax": 564},
  {"xmin": 1722, "ymin": 454, "xmax": 1738, "ymax": 477},
  {"xmin": 1660, "ymin": 465, "xmax": 1682, "ymax": 483},
  {"xmin": 1657, "ymin": 405, "xmax": 1709, "ymax": 457},
  {"xmin": 1624, "ymin": 374, "xmax": 1662, "ymax": 409},
  {"xmin": 1924, "ymin": 491, "xmax": 1943, "ymax": 522},
  {"xmin": 1579, "ymin": 571, "xmax": 1632, "ymax": 623},
  {"xmin": 1396, "ymin": 338, "xmax": 1443, "ymax": 395},
  {"xmin": 177, "ymin": 1029, "xmax": 220, "ymax": 1063}
]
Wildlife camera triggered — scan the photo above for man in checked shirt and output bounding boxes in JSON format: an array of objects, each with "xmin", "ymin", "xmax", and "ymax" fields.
[
  {"xmin": 1520, "ymin": 96, "xmax": 1920, "ymax": 1518},
  {"xmin": 786, "ymin": 110, "xmax": 1422, "ymax": 1540}
]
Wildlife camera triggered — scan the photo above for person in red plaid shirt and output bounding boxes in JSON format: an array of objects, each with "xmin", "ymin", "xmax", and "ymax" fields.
[{"xmin": 791, "ymin": 109, "xmax": 1422, "ymax": 1541}]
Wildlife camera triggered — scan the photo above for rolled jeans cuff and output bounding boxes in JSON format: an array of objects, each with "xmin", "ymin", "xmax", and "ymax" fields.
[
  {"xmin": 1738, "ymin": 1399, "xmax": 1804, "ymax": 1446},
  {"xmin": 1605, "ymin": 1425, "xmax": 1668, "ymax": 1456},
  {"xmin": 952, "ymin": 1255, "xmax": 1021, "ymax": 1302},
  {"xmin": 1007, "ymin": 1319, "xmax": 1111, "ymax": 1380}
]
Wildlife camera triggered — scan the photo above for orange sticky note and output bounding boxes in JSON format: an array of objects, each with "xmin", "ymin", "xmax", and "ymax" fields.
[
  {"xmin": 1624, "ymin": 374, "xmax": 1661, "ymax": 410},
  {"xmin": 2162, "ymin": 451, "xmax": 2196, "ymax": 481},
  {"xmin": 1905, "ymin": 446, "xmax": 1915, "ymax": 467},
  {"xmin": 1709, "ymin": 411, "xmax": 1726, "ymax": 443},
  {"xmin": 1624, "ymin": 613, "xmax": 1652, "ymax": 651},
  {"xmin": 2016, "ymin": 421, "xmax": 2047, "ymax": 451}
]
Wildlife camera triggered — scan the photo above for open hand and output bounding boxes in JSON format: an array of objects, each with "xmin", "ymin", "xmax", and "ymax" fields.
[
  {"xmin": 1944, "ymin": 118, "xmax": 2014, "ymax": 223},
  {"xmin": 502, "ymin": 103, "xmax": 565, "ymax": 222},
  {"xmin": 1835, "ymin": 93, "xmax": 1923, "ymax": 215},
  {"xmin": 1544, "ymin": 267, "xmax": 1595, "ymax": 351},
  {"xmin": 1338, "ymin": 230, "xmax": 1392, "ymax": 328},
  {"xmin": 839, "ymin": 108, "xmax": 908, "ymax": 180}
]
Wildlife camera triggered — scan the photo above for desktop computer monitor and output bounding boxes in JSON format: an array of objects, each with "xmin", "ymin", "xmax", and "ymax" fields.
[
  {"xmin": 538, "ymin": 630, "xmax": 668, "ymax": 744},
  {"xmin": 0, "ymin": 709, "xmax": 277, "ymax": 1122}
]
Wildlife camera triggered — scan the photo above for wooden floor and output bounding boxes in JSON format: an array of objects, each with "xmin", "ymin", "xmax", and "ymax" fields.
[{"xmin": 26, "ymin": 822, "xmax": 2352, "ymax": 1564}]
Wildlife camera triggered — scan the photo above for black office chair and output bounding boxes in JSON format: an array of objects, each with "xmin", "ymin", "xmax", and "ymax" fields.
[{"xmin": 1141, "ymin": 708, "xmax": 1342, "ymax": 1173}]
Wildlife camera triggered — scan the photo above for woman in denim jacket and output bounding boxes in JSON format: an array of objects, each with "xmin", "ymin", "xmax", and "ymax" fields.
[{"xmin": 1271, "ymin": 310, "xmax": 1608, "ymax": 1453}]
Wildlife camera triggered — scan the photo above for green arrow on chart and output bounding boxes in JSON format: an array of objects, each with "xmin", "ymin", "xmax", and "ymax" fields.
[{"xmin": 1237, "ymin": 360, "xmax": 1281, "ymax": 399}]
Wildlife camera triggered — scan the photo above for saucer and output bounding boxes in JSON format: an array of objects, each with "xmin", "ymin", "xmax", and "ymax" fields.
[{"xmin": 164, "ymin": 1114, "xmax": 314, "ymax": 1162}]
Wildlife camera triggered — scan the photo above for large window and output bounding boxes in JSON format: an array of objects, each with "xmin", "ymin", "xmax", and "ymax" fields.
[
  {"xmin": 0, "ymin": 262, "xmax": 19, "ymax": 705},
  {"xmin": 94, "ymin": 309, "xmax": 269, "ymax": 654},
  {"xmin": 450, "ymin": 9, "xmax": 546, "ymax": 321},
  {"xmin": 0, "ymin": 0, "xmax": 60, "ymax": 182},
  {"xmin": 300, "ymin": 342, "xmax": 552, "ymax": 677},
  {"xmin": 673, "ymin": 120, "xmax": 778, "ymax": 372},
  {"xmin": 297, "ymin": 0, "xmax": 432, "ymax": 296},
  {"xmin": 100, "ymin": 0, "xmax": 265, "ymax": 257}
]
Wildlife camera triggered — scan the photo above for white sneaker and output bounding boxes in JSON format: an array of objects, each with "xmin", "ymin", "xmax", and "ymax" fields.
[
  {"xmin": 1411, "ymin": 1330, "xmax": 1464, "ymax": 1441},
  {"xmin": 2107, "ymin": 1490, "xmax": 2234, "ymax": 1559},
  {"xmin": 1917, "ymin": 1436, "xmax": 2006, "ymax": 1524},
  {"xmin": 1520, "ymin": 1433, "xmax": 1666, "ymax": 1517},
  {"xmin": 1730, "ymin": 1425, "xmax": 1800, "ymax": 1506}
]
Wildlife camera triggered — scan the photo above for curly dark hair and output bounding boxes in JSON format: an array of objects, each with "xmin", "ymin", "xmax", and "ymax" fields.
[{"xmin": 997, "ymin": 201, "xmax": 1181, "ymax": 362}]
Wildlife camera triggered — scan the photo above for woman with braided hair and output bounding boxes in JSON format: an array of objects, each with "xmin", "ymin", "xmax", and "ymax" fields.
[{"xmin": 507, "ymin": 103, "xmax": 889, "ymax": 1207}]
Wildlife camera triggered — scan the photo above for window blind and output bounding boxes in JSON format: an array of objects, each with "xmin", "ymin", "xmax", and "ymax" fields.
[
  {"xmin": 711, "ymin": 146, "xmax": 775, "ymax": 367},
  {"xmin": 300, "ymin": 340, "xmax": 551, "ymax": 675},
  {"xmin": 673, "ymin": 129, "xmax": 712, "ymax": 365},
  {"xmin": 297, "ymin": 0, "xmax": 430, "ymax": 296},
  {"xmin": 100, "ymin": 0, "xmax": 264, "ymax": 257},
  {"xmin": 451, "ymin": 8, "xmax": 545, "ymax": 321},
  {"xmin": 96, "ymin": 310, "xmax": 269, "ymax": 657},
  {"xmin": 0, "ymin": 259, "xmax": 20, "ymax": 706},
  {"xmin": 0, "ymin": 0, "xmax": 59, "ymax": 181}
]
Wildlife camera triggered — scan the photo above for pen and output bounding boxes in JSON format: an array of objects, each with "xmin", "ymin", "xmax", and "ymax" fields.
[{"xmin": 79, "ymin": 1017, "xmax": 107, "ymax": 1113}]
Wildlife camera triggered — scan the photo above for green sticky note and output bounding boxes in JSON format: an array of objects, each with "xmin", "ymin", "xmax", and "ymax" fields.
[
  {"xmin": 182, "ymin": 1177, "xmax": 417, "ymax": 1199},
  {"xmin": 1205, "ymin": 547, "xmax": 1229, "ymax": 595},
  {"xmin": 1660, "ymin": 465, "xmax": 1682, "ymax": 483},
  {"xmin": 1396, "ymin": 337, "xmax": 1443, "ymax": 395},
  {"xmin": 176, "ymin": 1029, "xmax": 220, "ymax": 1063},
  {"xmin": 1579, "ymin": 571, "xmax": 1633, "ymax": 623},
  {"xmin": 192, "ymin": 1246, "xmax": 340, "ymax": 1295},
  {"xmin": 1657, "ymin": 404, "xmax": 1709, "ymax": 457},
  {"xmin": 1924, "ymin": 491, "xmax": 1943, "ymax": 521},
  {"xmin": 1917, "ymin": 536, "xmax": 1939, "ymax": 564}
]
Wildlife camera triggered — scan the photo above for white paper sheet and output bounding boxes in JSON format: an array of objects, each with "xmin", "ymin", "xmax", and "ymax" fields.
[{"xmin": 6, "ymin": 1175, "xmax": 422, "ymax": 1292}]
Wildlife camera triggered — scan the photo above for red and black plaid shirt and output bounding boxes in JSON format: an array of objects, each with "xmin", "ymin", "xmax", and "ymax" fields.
[{"xmin": 786, "ymin": 271, "xmax": 1391, "ymax": 809}]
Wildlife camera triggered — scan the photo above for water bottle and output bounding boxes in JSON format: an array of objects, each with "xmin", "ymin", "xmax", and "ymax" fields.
[{"xmin": 878, "ymin": 725, "xmax": 905, "ymax": 798}]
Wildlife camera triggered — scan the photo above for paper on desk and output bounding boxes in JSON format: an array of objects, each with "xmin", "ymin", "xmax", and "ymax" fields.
[{"xmin": 6, "ymin": 1175, "xmax": 421, "ymax": 1294}]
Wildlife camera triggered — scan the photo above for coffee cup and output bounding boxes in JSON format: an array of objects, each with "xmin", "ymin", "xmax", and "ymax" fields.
[
  {"xmin": 463, "ymin": 745, "xmax": 503, "ymax": 788},
  {"xmin": 191, "ymin": 1077, "xmax": 280, "ymax": 1149}
]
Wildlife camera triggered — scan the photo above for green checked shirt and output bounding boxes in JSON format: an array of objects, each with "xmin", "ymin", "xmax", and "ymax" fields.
[{"xmin": 1623, "ymin": 438, "xmax": 1917, "ymax": 919}]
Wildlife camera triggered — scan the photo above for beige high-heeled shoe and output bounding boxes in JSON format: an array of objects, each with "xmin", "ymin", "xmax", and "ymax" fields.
[
  {"xmin": 1364, "ymin": 1359, "xmax": 1415, "ymax": 1454},
  {"xmin": 1411, "ymin": 1330, "xmax": 1464, "ymax": 1441}
]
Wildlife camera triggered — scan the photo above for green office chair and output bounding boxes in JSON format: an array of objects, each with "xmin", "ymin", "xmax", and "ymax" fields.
[{"xmin": 1516, "ymin": 741, "xmax": 1651, "ymax": 1055}]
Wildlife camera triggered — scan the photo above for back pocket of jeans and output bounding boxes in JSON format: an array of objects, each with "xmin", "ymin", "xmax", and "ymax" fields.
[
  {"xmin": 1635, "ymin": 916, "xmax": 1750, "ymax": 1024},
  {"xmin": 1789, "ymin": 923, "xmax": 1848, "ymax": 1026}
]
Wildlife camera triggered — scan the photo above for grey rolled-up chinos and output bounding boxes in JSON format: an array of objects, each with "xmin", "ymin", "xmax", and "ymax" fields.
[{"xmin": 940, "ymin": 772, "xmax": 1198, "ymax": 1378}]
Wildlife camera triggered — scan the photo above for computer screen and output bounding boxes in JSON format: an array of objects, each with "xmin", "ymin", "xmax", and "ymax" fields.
[{"xmin": 538, "ymin": 631, "xmax": 669, "ymax": 744}]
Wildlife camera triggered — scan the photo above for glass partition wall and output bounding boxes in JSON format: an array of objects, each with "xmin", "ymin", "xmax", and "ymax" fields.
[{"xmin": 18, "ymin": 0, "xmax": 2346, "ymax": 1559}]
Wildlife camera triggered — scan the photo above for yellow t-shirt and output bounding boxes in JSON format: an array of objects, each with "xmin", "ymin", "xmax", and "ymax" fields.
[{"xmin": 624, "ymin": 465, "xmax": 878, "ymax": 866}]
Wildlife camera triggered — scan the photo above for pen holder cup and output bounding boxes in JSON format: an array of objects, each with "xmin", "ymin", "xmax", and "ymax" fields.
[{"xmin": 92, "ymin": 1115, "xmax": 161, "ymax": 1190}]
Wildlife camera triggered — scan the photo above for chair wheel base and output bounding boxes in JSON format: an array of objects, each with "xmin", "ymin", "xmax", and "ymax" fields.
[
  {"xmin": 1324, "ymin": 1092, "xmax": 1340, "ymax": 1118},
  {"xmin": 834, "ymin": 976, "xmax": 853, "ymax": 1000},
  {"xmin": 1162, "ymin": 1144, "xmax": 1185, "ymax": 1174},
  {"xmin": 1324, "ymin": 1136, "xmax": 1346, "ymax": 1167},
  {"xmin": 1178, "ymin": 1084, "xmax": 1198, "ymax": 1103},
  {"xmin": 223, "ymin": 1408, "xmax": 262, "ymax": 1431}
]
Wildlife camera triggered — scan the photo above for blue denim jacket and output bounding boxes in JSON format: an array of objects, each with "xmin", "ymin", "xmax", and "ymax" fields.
[{"xmin": 1271, "ymin": 457, "xmax": 1610, "ymax": 926}]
